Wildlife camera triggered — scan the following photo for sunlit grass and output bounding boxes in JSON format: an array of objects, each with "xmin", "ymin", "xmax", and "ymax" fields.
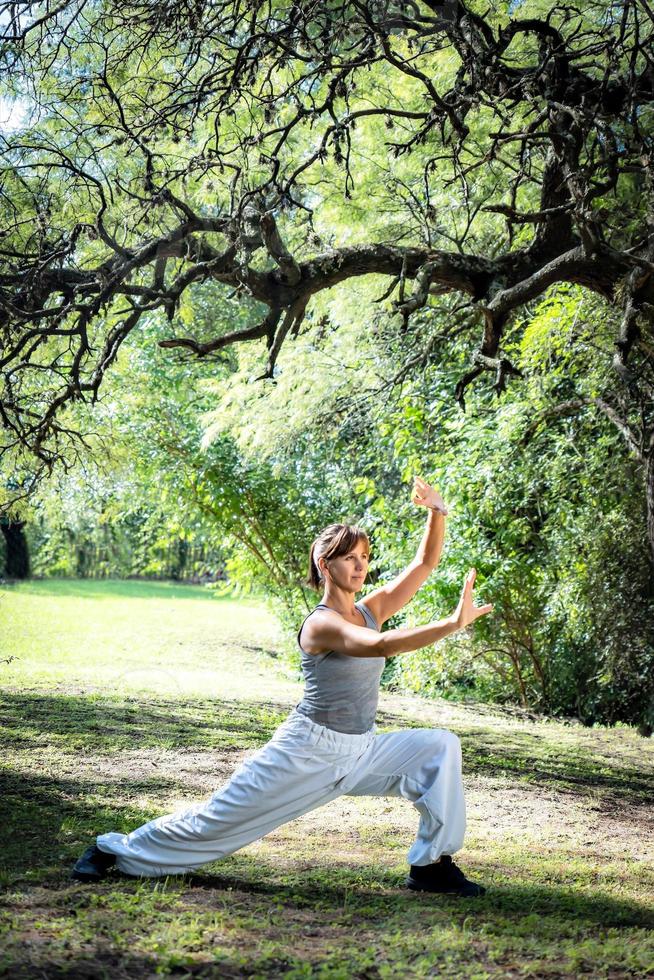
[{"xmin": 0, "ymin": 577, "xmax": 298, "ymax": 699}]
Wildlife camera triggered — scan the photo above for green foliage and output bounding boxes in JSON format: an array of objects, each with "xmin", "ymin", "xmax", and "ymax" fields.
[{"xmin": 26, "ymin": 468, "xmax": 225, "ymax": 581}]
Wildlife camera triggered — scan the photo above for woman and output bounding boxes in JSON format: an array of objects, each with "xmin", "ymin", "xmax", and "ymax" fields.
[{"xmin": 72, "ymin": 476, "xmax": 493, "ymax": 896}]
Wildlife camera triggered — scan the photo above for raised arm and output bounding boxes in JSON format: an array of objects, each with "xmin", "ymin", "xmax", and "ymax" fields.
[
  {"xmin": 363, "ymin": 477, "xmax": 447, "ymax": 628},
  {"xmin": 305, "ymin": 568, "xmax": 493, "ymax": 659}
]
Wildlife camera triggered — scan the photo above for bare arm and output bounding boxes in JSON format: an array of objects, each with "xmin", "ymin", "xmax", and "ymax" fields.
[
  {"xmin": 363, "ymin": 508, "xmax": 445, "ymax": 627},
  {"xmin": 415, "ymin": 504, "xmax": 446, "ymax": 568},
  {"xmin": 364, "ymin": 475, "xmax": 448, "ymax": 627},
  {"xmin": 306, "ymin": 569, "xmax": 493, "ymax": 659}
]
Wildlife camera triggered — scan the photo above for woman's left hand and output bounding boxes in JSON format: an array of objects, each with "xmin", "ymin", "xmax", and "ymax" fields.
[{"xmin": 411, "ymin": 476, "xmax": 449, "ymax": 515}]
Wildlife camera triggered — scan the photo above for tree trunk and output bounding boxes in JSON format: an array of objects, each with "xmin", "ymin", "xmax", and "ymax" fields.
[
  {"xmin": 1, "ymin": 521, "xmax": 31, "ymax": 579},
  {"xmin": 171, "ymin": 538, "xmax": 188, "ymax": 581},
  {"xmin": 646, "ymin": 452, "xmax": 654, "ymax": 596}
]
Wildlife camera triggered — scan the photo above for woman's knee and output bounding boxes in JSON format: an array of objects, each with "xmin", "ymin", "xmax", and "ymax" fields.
[
  {"xmin": 408, "ymin": 729, "xmax": 462, "ymax": 784},
  {"xmin": 430, "ymin": 728, "xmax": 462, "ymax": 760}
]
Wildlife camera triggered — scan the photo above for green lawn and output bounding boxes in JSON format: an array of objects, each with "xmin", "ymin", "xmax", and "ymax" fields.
[{"xmin": 1, "ymin": 579, "xmax": 653, "ymax": 979}]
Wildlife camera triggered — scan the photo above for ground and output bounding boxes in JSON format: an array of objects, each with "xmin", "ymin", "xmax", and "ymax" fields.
[{"xmin": 0, "ymin": 579, "xmax": 652, "ymax": 978}]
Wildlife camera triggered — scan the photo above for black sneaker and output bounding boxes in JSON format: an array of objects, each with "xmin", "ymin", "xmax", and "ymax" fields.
[
  {"xmin": 406, "ymin": 855, "xmax": 486, "ymax": 897},
  {"xmin": 71, "ymin": 844, "xmax": 116, "ymax": 882}
]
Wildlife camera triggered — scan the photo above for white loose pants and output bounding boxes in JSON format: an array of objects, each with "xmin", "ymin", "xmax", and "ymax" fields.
[{"xmin": 97, "ymin": 709, "xmax": 466, "ymax": 877}]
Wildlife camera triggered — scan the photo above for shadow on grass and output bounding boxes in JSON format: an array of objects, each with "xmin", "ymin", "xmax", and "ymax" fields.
[
  {"xmin": 459, "ymin": 730, "xmax": 654, "ymax": 803},
  {"xmin": 0, "ymin": 691, "xmax": 289, "ymax": 753},
  {"xmin": 184, "ymin": 857, "xmax": 654, "ymax": 928},
  {"xmin": 3, "ymin": 690, "xmax": 653, "ymax": 806},
  {"xmin": 2, "ymin": 853, "xmax": 653, "ymax": 979},
  {"xmin": 0, "ymin": 765, "xmax": 175, "ymax": 879},
  {"xmin": 0, "ymin": 953, "xmax": 288, "ymax": 980}
]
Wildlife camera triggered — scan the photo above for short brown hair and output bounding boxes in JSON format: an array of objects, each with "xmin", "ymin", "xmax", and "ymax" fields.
[{"xmin": 306, "ymin": 523, "xmax": 370, "ymax": 592}]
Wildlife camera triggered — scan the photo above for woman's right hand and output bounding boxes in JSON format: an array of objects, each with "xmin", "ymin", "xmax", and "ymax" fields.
[{"xmin": 450, "ymin": 568, "xmax": 494, "ymax": 629}]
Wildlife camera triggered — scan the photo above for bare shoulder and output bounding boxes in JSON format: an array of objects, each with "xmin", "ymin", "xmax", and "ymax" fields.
[
  {"xmin": 300, "ymin": 606, "xmax": 384, "ymax": 660},
  {"xmin": 299, "ymin": 608, "xmax": 340, "ymax": 655}
]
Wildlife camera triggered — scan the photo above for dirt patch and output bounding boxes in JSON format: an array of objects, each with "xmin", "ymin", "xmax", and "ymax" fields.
[{"xmin": 465, "ymin": 774, "xmax": 654, "ymax": 866}]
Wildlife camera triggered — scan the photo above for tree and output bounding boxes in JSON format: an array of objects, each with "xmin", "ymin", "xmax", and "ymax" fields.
[
  {"xmin": 1, "ymin": 0, "xmax": 653, "ymax": 561},
  {"xmin": 0, "ymin": 517, "xmax": 30, "ymax": 579}
]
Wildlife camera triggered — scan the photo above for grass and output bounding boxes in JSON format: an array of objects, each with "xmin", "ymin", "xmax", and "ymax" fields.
[{"xmin": 1, "ymin": 578, "xmax": 653, "ymax": 978}]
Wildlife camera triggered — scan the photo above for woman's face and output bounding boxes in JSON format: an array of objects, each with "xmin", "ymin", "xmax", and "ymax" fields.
[{"xmin": 323, "ymin": 540, "xmax": 370, "ymax": 590}]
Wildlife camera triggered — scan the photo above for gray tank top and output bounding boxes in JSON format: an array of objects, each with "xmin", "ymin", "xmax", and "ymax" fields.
[{"xmin": 294, "ymin": 601, "xmax": 385, "ymax": 734}]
